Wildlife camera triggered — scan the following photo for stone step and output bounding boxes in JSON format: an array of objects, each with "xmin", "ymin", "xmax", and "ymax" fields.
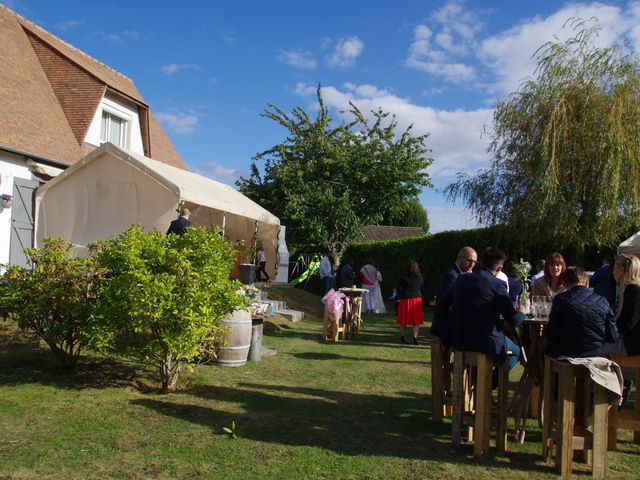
[{"xmin": 278, "ymin": 309, "xmax": 304, "ymax": 323}]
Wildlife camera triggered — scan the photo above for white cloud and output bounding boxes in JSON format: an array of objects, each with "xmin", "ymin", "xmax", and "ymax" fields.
[
  {"xmin": 406, "ymin": 0, "xmax": 480, "ymax": 83},
  {"xmin": 55, "ymin": 20, "xmax": 83, "ymax": 31},
  {"xmin": 192, "ymin": 162, "xmax": 241, "ymax": 183},
  {"xmin": 326, "ymin": 36, "xmax": 364, "ymax": 68},
  {"xmin": 100, "ymin": 30, "xmax": 141, "ymax": 44},
  {"xmin": 432, "ymin": 0, "xmax": 482, "ymax": 40},
  {"xmin": 477, "ymin": 3, "xmax": 633, "ymax": 97},
  {"xmin": 294, "ymin": 82, "xmax": 492, "ymax": 179},
  {"xmin": 161, "ymin": 63, "xmax": 201, "ymax": 75},
  {"xmin": 156, "ymin": 112, "xmax": 198, "ymax": 134},
  {"xmin": 277, "ymin": 50, "xmax": 317, "ymax": 70}
]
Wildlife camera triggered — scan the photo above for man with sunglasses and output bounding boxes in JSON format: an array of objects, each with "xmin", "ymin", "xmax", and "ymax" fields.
[{"xmin": 431, "ymin": 246, "xmax": 477, "ymax": 345}]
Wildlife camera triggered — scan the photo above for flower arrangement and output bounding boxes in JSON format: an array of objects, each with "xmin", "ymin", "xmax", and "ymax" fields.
[
  {"xmin": 0, "ymin": 194, "xmax": 12, "ymax": 208},
  {"xmin": 513, "ymin": 258, "xmax": 532, "ymax": 310}
]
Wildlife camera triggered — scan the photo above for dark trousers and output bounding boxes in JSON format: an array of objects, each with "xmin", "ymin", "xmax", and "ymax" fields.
[
  {"xmin": 257, "ymin": 261, "xmax": 269, "ymax": 281},
  {"xmin": 321, "ymin": 276, "xmax": 333, "ymax": 296}
]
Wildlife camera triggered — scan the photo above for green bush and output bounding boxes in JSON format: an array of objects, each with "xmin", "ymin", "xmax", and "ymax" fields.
[
  {"xmin": 92, "ymin": 225, "xmax": 246, "ymax": 391},
  {"xmin": 0, "ymin": 238, "xmax": 104, "ymax": 372}
]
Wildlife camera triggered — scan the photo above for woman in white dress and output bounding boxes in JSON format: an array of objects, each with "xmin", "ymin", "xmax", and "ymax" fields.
[
  {"xmin": 372, "ymin": 270, "xmax": 386, "ymax": 314},
  {"xmin": 360, "ymin": 261, "xmax": 386, "ymax": 314}
]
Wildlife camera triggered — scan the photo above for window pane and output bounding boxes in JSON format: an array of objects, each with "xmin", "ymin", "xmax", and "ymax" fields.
[{"xmin": 108, "ymin": 115, "xmax": 122, "ymax": 145}]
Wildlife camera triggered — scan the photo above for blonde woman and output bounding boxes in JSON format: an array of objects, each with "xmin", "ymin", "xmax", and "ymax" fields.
[{"xmin": 601, "ymin": 254, "xmax": 640, "ymax": 356}]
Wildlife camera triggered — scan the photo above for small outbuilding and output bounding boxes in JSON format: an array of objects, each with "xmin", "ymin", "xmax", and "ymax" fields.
[{"xmin": 35, "ymin": 143, "xmax": 281, "ymax": 278}]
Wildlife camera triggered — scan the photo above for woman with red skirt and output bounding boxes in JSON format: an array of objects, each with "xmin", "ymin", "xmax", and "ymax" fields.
[{"xmin": 397, "ymin": 260, "xmax": 424, "ymax": 344}]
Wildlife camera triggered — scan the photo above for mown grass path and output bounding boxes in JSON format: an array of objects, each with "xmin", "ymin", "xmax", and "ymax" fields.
[{"xmin": 1, "ymin": 287, "xmax": 639, "ymax": 479}]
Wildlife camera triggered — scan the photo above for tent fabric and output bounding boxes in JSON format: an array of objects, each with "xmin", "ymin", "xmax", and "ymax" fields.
[
  {"xmin": 35, "ymin": 143, "xmax": 280, "ymax": 278},
  {"xmin": 618, "ymin": 231, "xmax": 640, "ymax": 256}
]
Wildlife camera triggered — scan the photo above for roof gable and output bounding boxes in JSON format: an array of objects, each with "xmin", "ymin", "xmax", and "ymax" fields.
[
  {"xmin": 0, "ymin": 6, "xmax": 81, "ymax": 164},
  {"xmin": 0, "ymin": 4, "xmax": 186, "ymax": 170},
  {"xmin": 25, "ymin": 30, "xmax": 106, "ymax": 146}
]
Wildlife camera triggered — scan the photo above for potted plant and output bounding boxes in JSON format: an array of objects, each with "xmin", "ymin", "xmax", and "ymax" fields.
[
  {"xmin": 0, "ymin": 194, "xmax": 12, "ymax": 209},
  {"xmin": 236, "ymin": 240, "xmax": 257, "ymax": 285}
]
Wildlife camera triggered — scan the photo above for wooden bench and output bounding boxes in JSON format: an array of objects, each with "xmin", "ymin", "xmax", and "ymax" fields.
[
  {"xmin": 451, "ymin": 350, "xmax": 509, "ymax": 457},
  {"xmin": 607, "ymin": 354, "xmax": 640, "ymax": 450},
  {"xmin": 431, "ymin": 339, "xmax": 453, "ymax": 422},
  {"xmin": 542, "ymin": 357, "xmax": 609, "ymax": 478}
]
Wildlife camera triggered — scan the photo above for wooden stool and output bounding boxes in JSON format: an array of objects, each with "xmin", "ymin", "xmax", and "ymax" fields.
[
  {"xmin": 322, "ymin": 302, "xmax": 348, "ymax": 341},
  {"xmin": 451, "ymin": 350, "xmax": 509, "ymax": 457},
  {"xmin": 431, "ymin": 339, "xmax": 453, "ymax": 422},
  {"xmin": 607, "ymin": 354, "xmax": 640, "ymax": 450},
  {"xmin": 542, "ymin": 357, "xmax": 609, "ymax": 478}
]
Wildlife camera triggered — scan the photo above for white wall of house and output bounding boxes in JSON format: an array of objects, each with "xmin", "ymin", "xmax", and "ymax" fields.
[
  {"xmin": 0, "ymin": 152, "xmax": 34, "ymax": 267},
  {"xmin": 84, "ymin": 91, "xmax": 144, "ymax": 155}
]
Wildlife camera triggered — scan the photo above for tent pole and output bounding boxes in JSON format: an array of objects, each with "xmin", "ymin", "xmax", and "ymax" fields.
[{"xmin": 222, "ymin": 212, "xmax": 226, "ymax": 236}]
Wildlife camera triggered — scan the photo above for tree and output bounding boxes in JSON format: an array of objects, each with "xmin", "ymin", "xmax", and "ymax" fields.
[
  {"xmin": 0, "ymin": 238, "xmax": 104, "ymax": 372},
  {"xmin": 237, "ymin": 86, "xmax": 433, "ymax": 256},
  {"xmin": 92, "ymin": 226, "xmax": 245, "ymax": 391},
  {"xmin": 446, "ymin": 19, "xmax": 640, "ymax": 253},
  {"xmin": 383, "ymin": 198, "xmax": 430, "ymax": 232}
]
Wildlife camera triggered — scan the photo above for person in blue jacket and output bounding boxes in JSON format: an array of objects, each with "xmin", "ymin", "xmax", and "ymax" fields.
[
  {"xmin": 447, "ymin": 247, "xmax": 525, "ymax": 370},
  {"xmin": 589, "ymin": 254, "xmax": 616, "ymax": 307},
  {"xmin": 430, "ymin": 246, "xmax": 477, "ymax": 344},
  {"xmin": 546, "ymin": 266, "xmax": 618, "ymax": 358}
]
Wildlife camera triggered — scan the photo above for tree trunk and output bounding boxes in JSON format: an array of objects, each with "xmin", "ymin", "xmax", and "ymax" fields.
[{"xmin": 160, "ymin": 351, "xmax": 181, "ymax": 392}]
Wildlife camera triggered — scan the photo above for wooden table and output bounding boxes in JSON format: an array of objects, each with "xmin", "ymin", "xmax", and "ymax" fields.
[
  {"xmin": 509, "ymin": 316, "xmax": 548, "ymax": 442},
  {"xmin": 338, "ymin": 287, "xmax": 367, "ymax": 337}
]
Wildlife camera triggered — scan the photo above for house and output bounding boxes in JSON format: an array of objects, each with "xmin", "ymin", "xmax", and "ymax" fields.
[{"xmin": 0, "ymin": 4, "xmax": 185, "ymax": 267}]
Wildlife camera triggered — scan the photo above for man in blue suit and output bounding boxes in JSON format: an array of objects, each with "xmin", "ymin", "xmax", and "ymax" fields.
[
  {"xmin": 431, "ymin": 246, "xmax": 477, "ymax": 344},
  {"xmin": 449, "ymin": 247, "xmax": 525, "ymax": 370},
  {"xmin": 166, "ymin": 207, "xmax": 192, "ymax": 235}
]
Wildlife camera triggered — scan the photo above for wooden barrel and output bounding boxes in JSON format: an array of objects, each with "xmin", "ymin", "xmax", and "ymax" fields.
[{"xmin": 216, "ymin": 310, "xmax": 252, "ymax": 367}]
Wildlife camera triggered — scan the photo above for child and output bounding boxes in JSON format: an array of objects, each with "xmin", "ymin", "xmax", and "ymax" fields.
[{"xmin": 389, "ymin": 288, "xmax": 400, "ymax": 314}]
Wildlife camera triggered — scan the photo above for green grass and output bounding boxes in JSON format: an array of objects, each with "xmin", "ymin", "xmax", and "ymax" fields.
[{"xmin": 1, "ymin": 286, "xmax": 639, "ymax": 479}]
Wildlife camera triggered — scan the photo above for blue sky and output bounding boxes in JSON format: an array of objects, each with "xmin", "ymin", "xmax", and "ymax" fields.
[{"xmin": 6, "ymin": 0, "xmax": 640, "ymax": 231}]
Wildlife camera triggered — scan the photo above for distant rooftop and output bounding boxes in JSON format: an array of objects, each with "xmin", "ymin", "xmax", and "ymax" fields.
[{"xmin": 357, "ymin": 225, "xmax": 426, "ymax": 243}]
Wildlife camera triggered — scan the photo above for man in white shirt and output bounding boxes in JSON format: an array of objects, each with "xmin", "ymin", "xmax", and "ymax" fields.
[{"xmin": 320, "ymin": 249, "xmax": 333, "ymax": 296}]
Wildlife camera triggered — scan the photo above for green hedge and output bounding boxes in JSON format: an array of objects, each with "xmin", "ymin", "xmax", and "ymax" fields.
[{"xmin": 343, "ymin": 225, "xmax": 622, "ymax": 301}]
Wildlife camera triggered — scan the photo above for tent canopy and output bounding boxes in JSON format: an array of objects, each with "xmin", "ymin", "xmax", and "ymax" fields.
[
  {"xmin": 619, "ymin": 231, "xmax": 640, "ymax": 257},
  {"xmin": 36, "ymin": 143, "xmax": 280, "ymax": 276}
]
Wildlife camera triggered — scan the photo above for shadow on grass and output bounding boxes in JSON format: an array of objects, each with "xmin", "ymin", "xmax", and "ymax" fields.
[
  {"xmin": 0, "ymin": 323, "xmax": 135, "ymax": 389},
  {"xmin": 292, "ymin": 351, "xmax": 428, "ymax": 365},
  {"xmin": 131, "ymin": 382, "xmax": 550, "ymax": 472},
  {"xmin": 265, "ymin": 320, "xmax": 435, "ymax": 350}
]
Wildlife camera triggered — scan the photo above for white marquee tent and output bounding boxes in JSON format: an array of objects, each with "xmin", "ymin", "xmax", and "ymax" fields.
[
  {"xmin": 35, "ymin": 143, "xmax": 280, "ymax": 278},
  {"xmin": 618, "ymin": 231, "xmax": 640, "ymax": 257}
]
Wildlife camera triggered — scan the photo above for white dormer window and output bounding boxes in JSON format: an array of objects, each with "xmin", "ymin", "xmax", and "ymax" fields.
[
  {"xmin": 100, "ymin": 109, "xmax": 129, "ymax": 148},
  {"xmin": 85, "ymin": 91, "xmax": 144, "ymax": 154}
]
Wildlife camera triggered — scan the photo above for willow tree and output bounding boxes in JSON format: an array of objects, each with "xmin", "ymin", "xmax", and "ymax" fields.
[{"xmin": 446, "ymin": 20, "xmax": 640, "ymax": 253}]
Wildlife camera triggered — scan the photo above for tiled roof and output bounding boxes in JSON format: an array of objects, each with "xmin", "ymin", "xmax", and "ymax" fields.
[
  {"xmin": 357, "ymin": 225, "xmax": 426, "ymax": 243},
  {"xmin": 0, "ymin": 4, "xmax": 186, "ymax": 169}
]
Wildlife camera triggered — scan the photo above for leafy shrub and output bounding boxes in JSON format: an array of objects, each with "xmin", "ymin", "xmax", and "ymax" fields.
[
  {"xmin": 0, "ymin": 238, "xmax": 104, "ymax": 372},
  {"xmin": 92, "ymin": 225, "xmax": 246, "ymax": 391}
]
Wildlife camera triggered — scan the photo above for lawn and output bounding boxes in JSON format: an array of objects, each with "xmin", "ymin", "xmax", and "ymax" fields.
[{"xmin": 1, "ymin": 286, "xmax": 639, "ymax": 479}]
